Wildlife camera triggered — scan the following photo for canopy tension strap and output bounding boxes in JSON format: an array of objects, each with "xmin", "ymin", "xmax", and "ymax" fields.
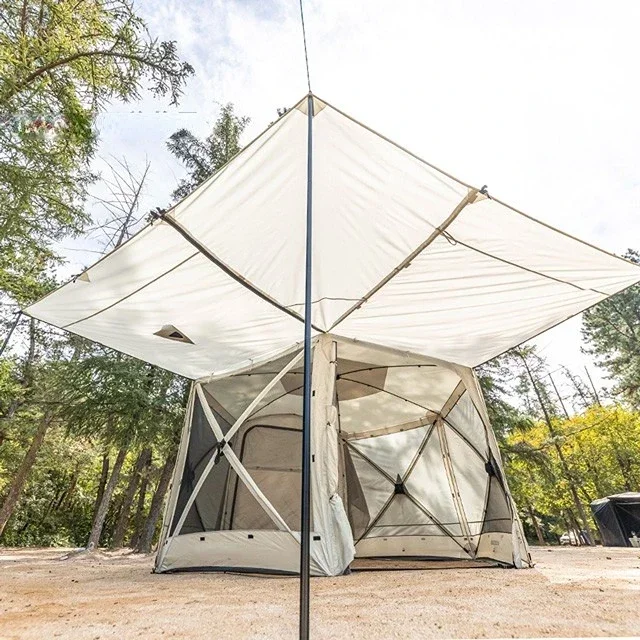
[
  {"xmin": 328, "ymin": 187, "xmax": 481, "ymax": 331},
  {"xmin": 149, "ymin": 208, "xmax": 323, "ymax": 332}
]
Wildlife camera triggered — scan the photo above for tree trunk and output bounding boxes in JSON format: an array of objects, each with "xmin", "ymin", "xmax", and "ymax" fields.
[
  {"xmin": 527, "ymin": 503, "xmax": 545, "ymax": 545},
  {"xmin": 518, "ymin": 351, "xmax": 595, "ymax": 545},
  {"xmin": 567, "ymin": 509, "xmax": 584, "ymax": 546},
  {"xmin": 57, "ymin": 465, "xmax": 81, "ymax": 511},
  {"xmin": 129, "ymin": 452, "xmax": 153, "ymax": 548},
  {"xmin": 92, "ymin": 453, "xmax": 110, "ymax": 523},
  {"xmin": 111, "ymin": 448, "xmax": 151, "ymax": 548},
  {"xmin": 86, "ymin": 447, "xmax": 127, "ymax": 550},
  {"xmin": 0, "ymin": 412, "xmax": 53, "ymax": 538},
  {"xmin": 135, "ymin": 451, "xmax": 176, "ymax": 553}
]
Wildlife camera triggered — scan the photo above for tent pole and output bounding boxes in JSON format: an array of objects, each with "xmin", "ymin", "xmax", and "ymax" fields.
[{"xmin": 299, "ymin": 92, "xmax": 314, "ymax": 640}]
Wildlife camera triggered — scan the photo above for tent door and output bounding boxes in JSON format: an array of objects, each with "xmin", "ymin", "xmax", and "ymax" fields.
[{"xmin": 228, "ymin": 424, "xmax": 302, "ymax": 530}]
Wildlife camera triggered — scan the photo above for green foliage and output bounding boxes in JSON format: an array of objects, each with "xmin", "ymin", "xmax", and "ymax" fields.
[
  {"xmin": 477, "ymin": 356, "xmax": 529, "ymax": 442},
  {"xmin": 0, "ymin": 427, "xmax": 98, "ymax": 546},
  {"xmin": 167, "ymin": 103, "xmax": 249, "ymax": 200},
  {"xmin": 502, "ymin": 404, "xmax": 640, "ymax": 542},
  {"xmin": 0, "ymin": 0, "xmax": 193, "ymax": 302},
  {"xmin": 582, "ymin": 249, "xmax": 640, "ymax": 408},
  {"xmin": 57, "ymin": 351, "xmax": 186, "ymax": 448}
]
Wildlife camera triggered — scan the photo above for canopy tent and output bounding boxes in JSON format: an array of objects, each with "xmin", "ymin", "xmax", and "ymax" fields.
[
  {"xmin": 24, "ymin": 94, "xmax": 640, "ymax": 577},
  {"xmin": 591, "ymin": 493, "xmax": 640, "ymax": 547},
  {"xmin": 25, "ymin": 95, "xmax": 640, "ymax": 380},
  {"xmin": 154, "ymin": 335, "xmax": 529, "ymax": 574}
]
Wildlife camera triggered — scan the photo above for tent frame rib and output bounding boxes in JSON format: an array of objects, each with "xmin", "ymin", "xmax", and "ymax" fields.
[
  {"xmin": 168, "ymin": 383, "xmax": 296, "ymax": 542},
  {"xmin": 151, "ymin": 211, "xmax": 324, "ymax": 333},
  {"xmin": 328, "ymin": 188, "xmax": 479, "ymax": 330},
  {"xmin": 436, "ymin": 418, "xmax": 474, "ymax": 553},
  {"xmin": 221, "ymin": 350, "xmax": 304, "ymax": 443},
  {"xmin": 346, "ymin": 423, "xmax": 472, "ymax": 555}
]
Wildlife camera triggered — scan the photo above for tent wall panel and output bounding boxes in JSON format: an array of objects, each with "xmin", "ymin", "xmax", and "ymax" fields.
[
  {"xmin": 157, "ymin": 337, "xmax": 530, "ymax": 573},
  {"xmin": 356, "ymin": 535, "xmax": 471, "ymax": 560},
  {"xmin": 160, "ymin": 531, "xmax": 310, "ymax": 574},
  {"xmin": 444, "ymin": 425, "xmax": 489, "ymax": 537}
]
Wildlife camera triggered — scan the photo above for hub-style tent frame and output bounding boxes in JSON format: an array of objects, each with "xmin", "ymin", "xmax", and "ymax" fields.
[{"xmin": 156, "ymin": 335, "xmax": 529, "ymax": 577}]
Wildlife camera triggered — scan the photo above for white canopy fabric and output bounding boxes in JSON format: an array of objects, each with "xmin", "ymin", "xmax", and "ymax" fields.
[{"xmin": 25, "ymin": 94, "xmax": 640, "ymax": 379}]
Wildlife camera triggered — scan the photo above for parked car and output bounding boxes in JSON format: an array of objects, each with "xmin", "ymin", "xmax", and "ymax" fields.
[
  {"xmin": 559, "ymin": 531, "xmax": 574, "ymax": 545},
  {"xmin": 559, "ymin": 530, "xmax": 589, "ymax": 545}
]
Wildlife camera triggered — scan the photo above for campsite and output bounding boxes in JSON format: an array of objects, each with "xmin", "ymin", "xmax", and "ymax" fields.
[
  {"xmin": 2, "ymin": 545, "xmax": 640, "ymax": 639},
  {"xmin": 2, "ymin": 1, "xmax": 640, "ymax": 639}
]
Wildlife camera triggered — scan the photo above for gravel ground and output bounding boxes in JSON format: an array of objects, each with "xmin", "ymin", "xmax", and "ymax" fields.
[{"xmin": 1, "ymin": 545, "xmax": 639, "ymax": 639}]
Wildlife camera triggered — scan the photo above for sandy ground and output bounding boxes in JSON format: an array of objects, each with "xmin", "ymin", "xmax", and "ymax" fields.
[{"xmin": 1, "ymin": 546, "xmax": 639, "ymax": 639}]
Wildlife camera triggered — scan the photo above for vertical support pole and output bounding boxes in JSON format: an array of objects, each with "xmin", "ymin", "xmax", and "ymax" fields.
[{"xmin": 299, "ymin": 92, "xmax": 314, "ymax": 640}]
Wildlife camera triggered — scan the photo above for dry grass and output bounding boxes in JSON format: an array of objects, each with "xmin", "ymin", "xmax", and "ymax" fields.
[{"xmin": 1, "ymin": 545, "xmax": 639, "ymax": 639}]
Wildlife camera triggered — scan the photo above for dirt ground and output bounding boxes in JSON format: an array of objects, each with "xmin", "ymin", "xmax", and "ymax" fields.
[{"xmin": 1, "ymin": 546, "xmax": 639, "ymax": 639}]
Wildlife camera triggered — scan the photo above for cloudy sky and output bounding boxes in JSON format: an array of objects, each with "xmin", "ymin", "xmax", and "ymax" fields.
[{"xmin": 62, "ymin": 0, "xmax": 640, "ymax": 406}]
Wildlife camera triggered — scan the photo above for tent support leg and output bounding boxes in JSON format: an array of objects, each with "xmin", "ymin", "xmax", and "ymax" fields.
[{"xmin": 299, "ymin": 92, "xmax": 314, "ymax": 640}]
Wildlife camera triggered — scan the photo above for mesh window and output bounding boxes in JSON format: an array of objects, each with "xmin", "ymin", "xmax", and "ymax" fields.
[
  {"xmin": 231, "ymin": 425, "xmax": 302, "ymax": 530},
  {"xmin": 170, "ymin": 396, "xmax": 232, "ymax": 535},
  {"xmin": 481, "ymin": 475, "xmax": 513, "ymax": 534}
]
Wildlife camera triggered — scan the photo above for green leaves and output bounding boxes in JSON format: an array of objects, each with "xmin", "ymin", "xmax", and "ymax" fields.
[
  {"xmin": 0, "ymin": 0, "xmax": 193, "ymax": 305},
  {"xmin": 168, "ymin": 103, "xmax": 249, "ymax": 201},
  {"xmin": 582, "ymin": 250, "xmax": 640, "ymax": 408}
]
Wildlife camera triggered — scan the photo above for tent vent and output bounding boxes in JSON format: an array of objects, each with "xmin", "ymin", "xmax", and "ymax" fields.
[
  {"xmin": 154, "ymin": 324, "xmax": 194, "ymax": 344},
  {"xmin": 485, "ymin": 459, "xmax": 497, "ymax": 477},
  {"xmin": 247, "ymin": 534, "xmax": 254, "ymax": 539},
  {"xmin": 393, "ymin": 475, "xmax": 406, "ymax": 495}
]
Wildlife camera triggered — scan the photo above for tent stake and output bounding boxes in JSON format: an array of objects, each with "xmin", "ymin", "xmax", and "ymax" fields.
[{"xmin": 299, "ymin": 92, "xmax": 314, "ymax": 640}]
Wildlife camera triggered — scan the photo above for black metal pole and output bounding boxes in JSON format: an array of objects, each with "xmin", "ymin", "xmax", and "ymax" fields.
[
  {"xmin": 0, "ymin": 311, "xmax": 23, "ymax": 358},
  {"xmin": 299, "ymin": 93, "xmax": 314, "ymax": 640}
]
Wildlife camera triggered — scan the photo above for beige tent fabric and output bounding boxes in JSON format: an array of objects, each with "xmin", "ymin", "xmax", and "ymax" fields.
[
  {"xmin": 21, "ymin": 92, "xmax": 629, "ymax": 573},
  {"xmin": 156, "ymin": 337, "xmax": 530, "ymax": 574},
  {"xmin": 24, "ymin": 94, "xmax": 640, "ymax": 379}
]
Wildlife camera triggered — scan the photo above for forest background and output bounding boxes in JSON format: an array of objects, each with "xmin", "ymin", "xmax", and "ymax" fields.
[{"xmin": 1, "ymin": 0, "xmax": 639, "ymax": 552}]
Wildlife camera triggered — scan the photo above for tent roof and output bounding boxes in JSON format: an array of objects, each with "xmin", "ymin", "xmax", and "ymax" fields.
[{"xmin": 25, "ymin": 94, "xmax": 640, "ymax": 380}]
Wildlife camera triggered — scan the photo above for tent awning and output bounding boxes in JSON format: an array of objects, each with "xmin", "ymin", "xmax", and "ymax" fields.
[{"xmin": 25, "ymin": 94, "xmax": 640, "ymax": 380}]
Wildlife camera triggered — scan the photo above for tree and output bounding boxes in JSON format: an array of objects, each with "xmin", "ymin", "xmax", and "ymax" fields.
[
  {"xmin": 0, "ymin": 0, "xmax": 193, "ymax": 300},
  {"xmin": 167, "ymin": 103, "xmax": 249, "ymax": 201},
  {"xmin": 476, "ymin": 354, "xmax": 528, "ymax": 443},
  {"xmin": 582, "ymin": 249, "xmax": 640, "ymax": 407}
]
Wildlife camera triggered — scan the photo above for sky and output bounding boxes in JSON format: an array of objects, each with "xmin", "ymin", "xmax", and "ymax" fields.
[{"xmin": 59, "ymin": 0, "xmax": 640, "ymax": 409}]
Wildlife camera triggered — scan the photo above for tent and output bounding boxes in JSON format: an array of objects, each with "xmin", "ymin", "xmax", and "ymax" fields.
[
  {"xmin": 591, "ymin": 493, "xmax": 640, "ymax": 547},
  {"xmin": 24, "ymin": 94, "xmax": 640, "ymax": 576}
]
